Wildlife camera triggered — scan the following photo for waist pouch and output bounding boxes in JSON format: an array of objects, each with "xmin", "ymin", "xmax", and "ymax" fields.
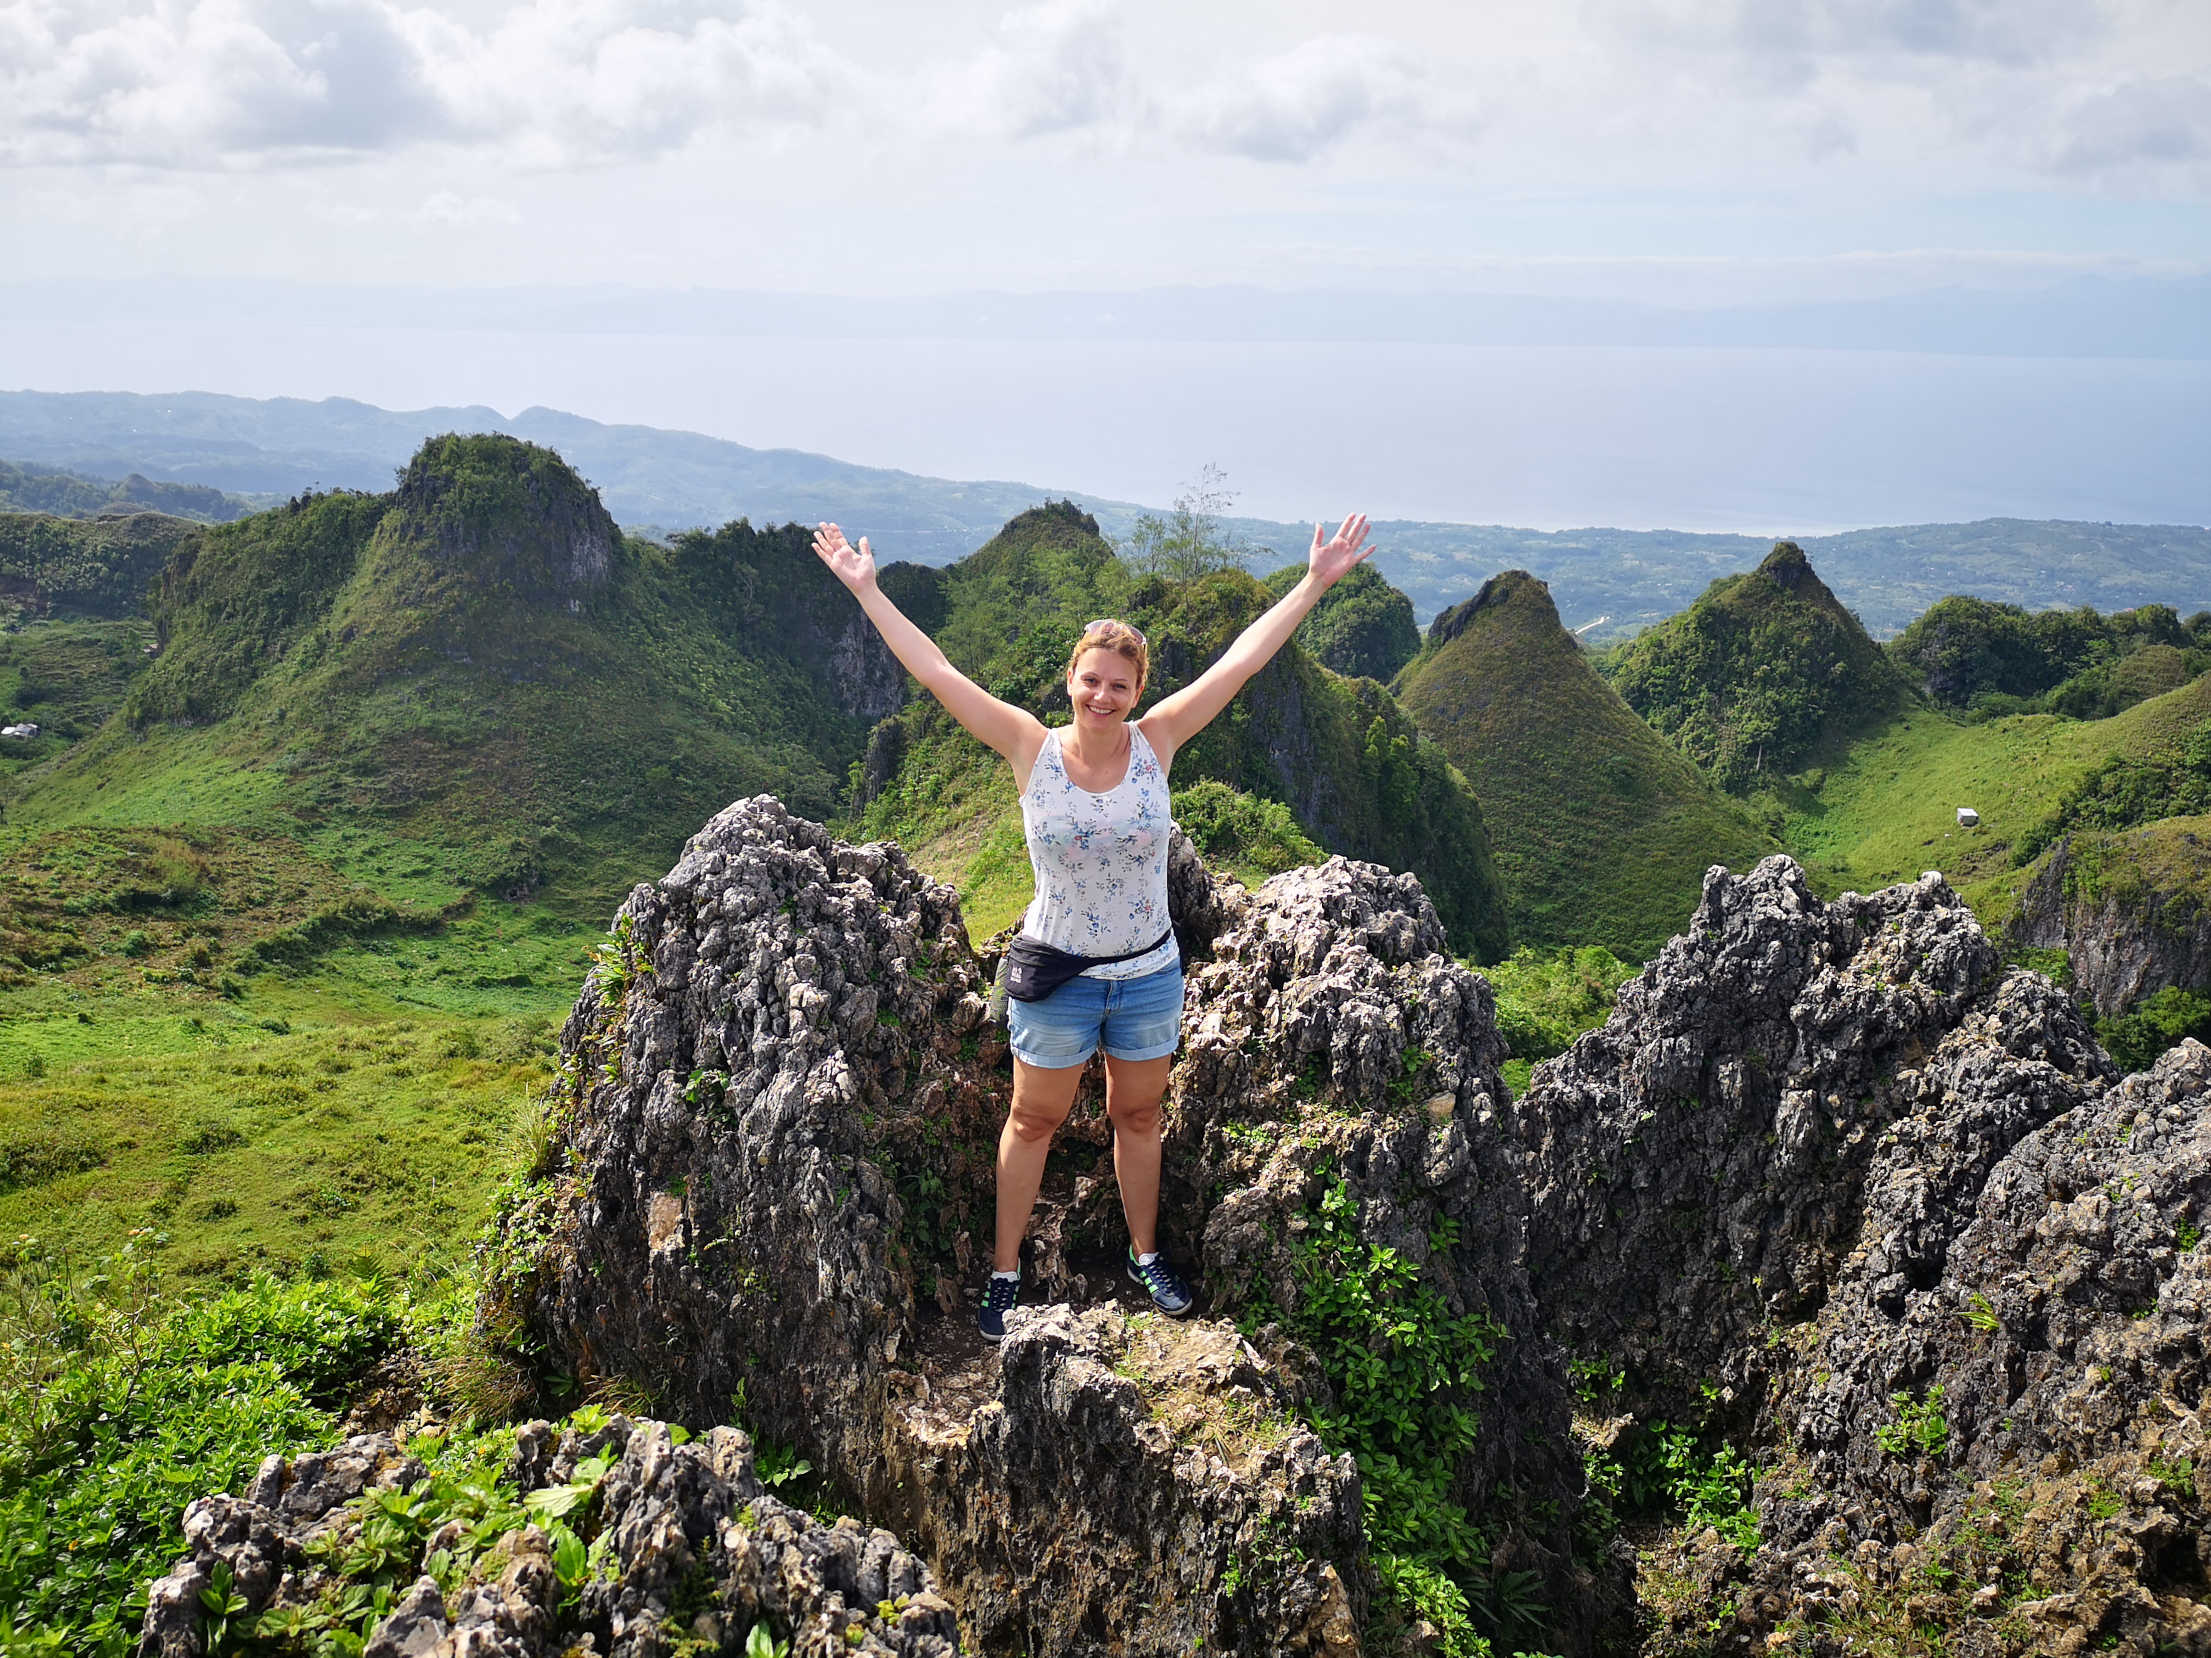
[{"xmin": 1002, "ymin": 927, "xmax": 1175, "ymax": 1003}]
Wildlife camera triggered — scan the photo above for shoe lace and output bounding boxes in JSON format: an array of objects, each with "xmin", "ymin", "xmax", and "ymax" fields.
[
  {"xmin": 985, "ymin": 1276, "xmax": 1019, "ymax": 1311},
  {"xmin": 1135, "ymin": 1255, "xmax": 1181, "ymax": 1294}
]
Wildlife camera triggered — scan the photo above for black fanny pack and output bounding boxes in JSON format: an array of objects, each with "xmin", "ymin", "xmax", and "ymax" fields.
[{"xmin": 1002, "ymin": 928, "xmax": 1176, "ymax": 1003}]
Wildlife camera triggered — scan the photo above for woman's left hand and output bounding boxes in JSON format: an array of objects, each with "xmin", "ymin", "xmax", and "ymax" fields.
[{"xmin": 1308, "ymin": 513, "xmax": 1375, "ymax": 589}]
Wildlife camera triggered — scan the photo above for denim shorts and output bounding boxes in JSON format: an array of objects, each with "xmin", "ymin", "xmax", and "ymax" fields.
[{"xmin": 1007, "ymin": 960, "xmax": 1185, "ymax": 1069}]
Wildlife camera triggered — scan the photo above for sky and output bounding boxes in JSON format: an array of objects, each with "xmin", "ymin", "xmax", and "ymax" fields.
[{"xmin": 5, "ymin": 0, "xmax": 2209, "ymax": 304}]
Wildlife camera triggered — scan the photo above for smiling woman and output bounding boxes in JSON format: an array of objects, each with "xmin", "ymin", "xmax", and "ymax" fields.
[{"xmin": 810, "ymin": 510, "xmax": 1374, "ymax": 1340}]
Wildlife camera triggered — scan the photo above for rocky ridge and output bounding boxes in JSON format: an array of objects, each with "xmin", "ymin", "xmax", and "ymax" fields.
[
  {"xmin": 1515, "ymin": 855, "xmax": 2208, "ymax": 1655},
  {"xmin": 480, "ymin": 796, "xmax": 1616, "ymax": 1655},
  {"xmin": 136, "ymin": 807, "xmax": 2210, "ymax": 1656}
]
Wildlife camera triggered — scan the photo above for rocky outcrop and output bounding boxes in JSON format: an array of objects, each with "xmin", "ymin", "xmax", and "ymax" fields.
[
  {"xmin": 2012, "ymin": 827, "xmax": 2211, "ymax": 1017},
  {"xmin": 1516, "ymin": 855, "xmax": 2209, "ymax": 1654},
  {"xmin": 139, "ymin": 1417, "xmax": 961, "ymax": 1658},
  {"xmin": 485, "ymin": 796, "xmax": 1617, "ymax": 1656}
]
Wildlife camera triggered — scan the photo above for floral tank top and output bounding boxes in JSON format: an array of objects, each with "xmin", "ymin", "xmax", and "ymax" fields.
[{"xmin": 1018, "ymin": 723, "xmax": 1177, "ymax": 981}]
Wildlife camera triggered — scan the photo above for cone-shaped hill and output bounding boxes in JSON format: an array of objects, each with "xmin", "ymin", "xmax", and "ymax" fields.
[
  {"xmin": 1603, "ymin": 541, "xmax": 1910, "ymax": 791},
  {"xmin": 5, "ymin": 434, "xmax": 907, "ymax": 905},
  {"xmin": 857, "ymin": 502, "xmax": 1512, "ymax": 959},
  {"xmin": 1395, "ymin": 569, "xmax": 1776, "ymax": 955}
]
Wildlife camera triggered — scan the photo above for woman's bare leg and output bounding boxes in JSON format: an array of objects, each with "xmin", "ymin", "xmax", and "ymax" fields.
[
  {"xmin": 1103, "ymin": 1054, "xmax": 1173, "ymax": 1257},
  {"xmin": 994, "ymin": 1056, "xmax": 1087, "ymax": 1272}
]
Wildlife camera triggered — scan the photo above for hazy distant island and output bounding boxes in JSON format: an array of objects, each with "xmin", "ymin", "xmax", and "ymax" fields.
[{"xmin": 4, "ymin": 387, "xmax": 2207, "ymax": 642}]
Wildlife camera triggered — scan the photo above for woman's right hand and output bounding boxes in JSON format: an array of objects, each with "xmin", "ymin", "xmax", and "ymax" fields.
[{"xmin": 812, "ymin": 522, "xmax": 877, "ymax": 594}]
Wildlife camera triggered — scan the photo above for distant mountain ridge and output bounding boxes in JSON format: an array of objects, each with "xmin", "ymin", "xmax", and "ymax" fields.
[{"xmin": 4, "ymin": 388, "xmax": 2207, "ymax": 638}]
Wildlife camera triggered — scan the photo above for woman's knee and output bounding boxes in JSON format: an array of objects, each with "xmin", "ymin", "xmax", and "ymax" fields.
[
  {"xmin": 1007, "ymin": 1094, "xmax": 1073, "ymax": 1145},
  {"xmin": 1106, "ymin": 1095, "xmax": 1161, "ymax": 1138}
]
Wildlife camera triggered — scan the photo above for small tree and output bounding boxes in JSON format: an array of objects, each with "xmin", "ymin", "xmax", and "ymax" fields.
[{"xmin": 1123, "ymin": 463, "xmax": 1257, "ymax": 580}]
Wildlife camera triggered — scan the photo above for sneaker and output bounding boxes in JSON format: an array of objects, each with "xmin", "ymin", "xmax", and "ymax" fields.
[
  {"xmin": 978, "ymin": 1272, "xmax": 1020, "ymax": 1343},
  {"xmin": 1127, "ymin": 1247, "xmax": 1195, "ymax": 1317}
]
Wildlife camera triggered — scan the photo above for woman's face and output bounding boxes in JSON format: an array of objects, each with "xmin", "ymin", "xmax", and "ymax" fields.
[{"xmin": 1067, "ymin": 645, "xmax": 1142, "ymax": 728}]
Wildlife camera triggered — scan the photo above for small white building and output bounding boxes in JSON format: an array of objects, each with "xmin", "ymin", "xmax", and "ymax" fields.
[
  {"xmin": 1957, "ymin": 806, "xmax": 1980, "ymax": 828},
  {"xmin": 1, "ymin": 722, "xmax": 39, "ymax": 740}
]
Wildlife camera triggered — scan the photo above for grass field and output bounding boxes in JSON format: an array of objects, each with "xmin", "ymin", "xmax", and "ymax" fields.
[{"xmin": 1783, "ymin": 670, "xmax": 2211, "ymax": 924}]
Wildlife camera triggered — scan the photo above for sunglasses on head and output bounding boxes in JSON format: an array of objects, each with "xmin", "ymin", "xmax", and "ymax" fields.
[{"xmin": 1084, "ymin": 618, "xmax": 1146, "ymax": 645}]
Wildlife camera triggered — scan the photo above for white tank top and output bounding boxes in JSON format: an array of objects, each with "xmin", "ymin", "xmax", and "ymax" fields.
[{"xmin": 1018, "ymin": 723, "xmax": 1178, "ymax": 980}]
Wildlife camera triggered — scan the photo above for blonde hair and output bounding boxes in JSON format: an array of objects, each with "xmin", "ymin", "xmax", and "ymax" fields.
[{"xmin": 1067, "ymin": 618, "xmax": 1148, "ymax": 688}]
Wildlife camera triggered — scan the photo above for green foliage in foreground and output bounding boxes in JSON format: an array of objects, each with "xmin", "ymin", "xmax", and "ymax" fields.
[
  {"xmin": 1243, "ymin": 1177, "xmax": 1549, "ymax": 1658},
  {"xmin": 0, "ymin": 1236, "xmax": 401, "ymax": 1655},
  {"xmin": 1605, "ymin": 542, "xmax": 1908, "ymax": 792}
]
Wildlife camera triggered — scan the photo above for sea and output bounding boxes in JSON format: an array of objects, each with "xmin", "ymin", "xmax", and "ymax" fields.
[{"xmin": 2, "ymin": 320, "xmax": 2205, "ymax": 531}]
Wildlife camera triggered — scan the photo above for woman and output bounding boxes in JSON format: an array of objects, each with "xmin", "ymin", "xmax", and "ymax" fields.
[{"xmin": 810, "ymin": 512, "xmax": 1375, "ymax": 1340}]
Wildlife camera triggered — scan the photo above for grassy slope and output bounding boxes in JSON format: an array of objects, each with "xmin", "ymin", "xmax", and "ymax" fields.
[
  {"xmin": 1784, "ymin": 671, "xmax": 2211, "ymax": 926},
  {"xmin": 0, "ymin": 436, "xmax": 908, "ymax": 1284},
  {"xmin": 1395, "ymin": 570, "xmax": 1778, "ymax": 957},
  {"xmin": 0, "ymin": 816, "xmax": 585, "ymax": 1280},
  {"xmin": 856, "ymin": 505, "xmax": 1512, "ymax": 958}
]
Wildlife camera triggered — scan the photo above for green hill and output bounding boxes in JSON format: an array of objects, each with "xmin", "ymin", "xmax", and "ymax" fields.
[
  {"xmin": 1259, "ymin": 560, "xmax": 1419, "ymax": 682},
  {"xmin": 855, "ymin": 503, "xmax": 1511, "ymax": 959},
  {"xmin": 1, "ymin": 510, "xmax": 203, "ymax": 623},
  {"xmin": 1886, "ymin": 594, "xmax": 2211, "ymax": 720},
  {"xmin": 1605, "ymin": 542, "xmax": 1911, "ymax": 790},
  {"xmin": 1393, "ymin": 570, "xmax": 1776, "ymax": 956},
  {"xmin": 5, "ymin": 435, "xmax": 896, "ymax": 909},
  {"xmin": 0, "ymin": 458, "xmax": 254, "ymax": 523}
]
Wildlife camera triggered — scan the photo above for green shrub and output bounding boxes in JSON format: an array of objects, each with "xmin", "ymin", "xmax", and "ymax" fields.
[
  {"xmin": 1170, "ymin": 781, "xmax": 1323, "ymax": 883},
  {"xmin": 1486, "ymin": 946, "xmax": 1637, "ymax": 1067},
  {"xmin": 0, "ymin": 1235, "xmax": 401, "ymax": 1656},
  {"xmin": 1876, "ymin": 1386, "xmax": 1950, "ymax": 1460},
  {"xmin": 1246, "ymin": 1177, "xmax": 1534, "ymax": 1647},
  {"xmin": 2096, "ymin": 987, "xmax": 2211, "ymax": 1075}
]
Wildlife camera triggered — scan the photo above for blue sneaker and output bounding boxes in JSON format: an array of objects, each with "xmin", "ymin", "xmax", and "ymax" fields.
[
  {"xmin": 1127, "ymin": 1248, "xmax": 1194, "ymax": 1317},
  {"xmin": 978, "ymin": 1272, "xmax": 1020, "ymax": 1343}
]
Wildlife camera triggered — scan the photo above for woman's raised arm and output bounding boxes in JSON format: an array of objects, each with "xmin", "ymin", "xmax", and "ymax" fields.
[
  {"xmin": 1140, "ymin": 513, "xmax": 1374, "ymax": 766},
  {"xmin": 812, "ymin": 523, "xmax": 1043, "ymax": 765}
]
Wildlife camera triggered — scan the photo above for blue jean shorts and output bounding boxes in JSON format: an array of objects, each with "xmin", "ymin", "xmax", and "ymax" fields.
[{"xmin": 1007, "ymin": 961, "xmax": 1185, "ymax": 1069}]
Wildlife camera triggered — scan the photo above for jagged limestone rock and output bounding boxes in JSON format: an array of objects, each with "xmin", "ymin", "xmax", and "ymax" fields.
[
  {"xmin": 1516, "ymin": 854, "xmax": 2209, "ymax": 1654},
  {"xmin": 487, "ymin": 796, "xmax": 1622, "ymax": 1656},
  {"xmin": 139, "ymin": 1419, "xmax": 958, "ymax": 1658}
]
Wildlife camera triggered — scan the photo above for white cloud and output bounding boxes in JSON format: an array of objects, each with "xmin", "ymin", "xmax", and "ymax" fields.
[
  {"xmin": 2047, "ymin": 74, "xmax": 2211, "ymax": 180},
  {"xmin": 922, "ymin": 0, "xmax": 1138, "ymax": 141},
  {"xmin": 0, "ymin": 0, "xmax": 840, "ymax": 167},
  {"xmin": 1167, "ymin": 34, "xmax": 1478, "ymax": 163},
  {"xmin": 918, "ymin": 5, "xmax": 1477, "ymax": 163}
]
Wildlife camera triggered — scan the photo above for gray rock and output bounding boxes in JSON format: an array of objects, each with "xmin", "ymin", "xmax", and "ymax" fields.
[
  {"xmin": 2011, "ymin": 830, "xmax": 2211, "ymax": 1016},
  {"xmin": 492, "ymin": 798, "xmax": 1624, "ymax": 1655},
  {"xmin": 1515, "ymin": 855, "xmax": 2209, "ymax": 1653},
  {"xmin": 139, "ymin": 1417, "xmax": 957, "ymax": 1658}
]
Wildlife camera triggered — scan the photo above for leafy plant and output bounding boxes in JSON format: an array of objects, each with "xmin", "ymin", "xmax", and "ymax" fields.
[{"xmin": 1877, "ymin": 1387, "xmax": 1950, "ymax": 1460}]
